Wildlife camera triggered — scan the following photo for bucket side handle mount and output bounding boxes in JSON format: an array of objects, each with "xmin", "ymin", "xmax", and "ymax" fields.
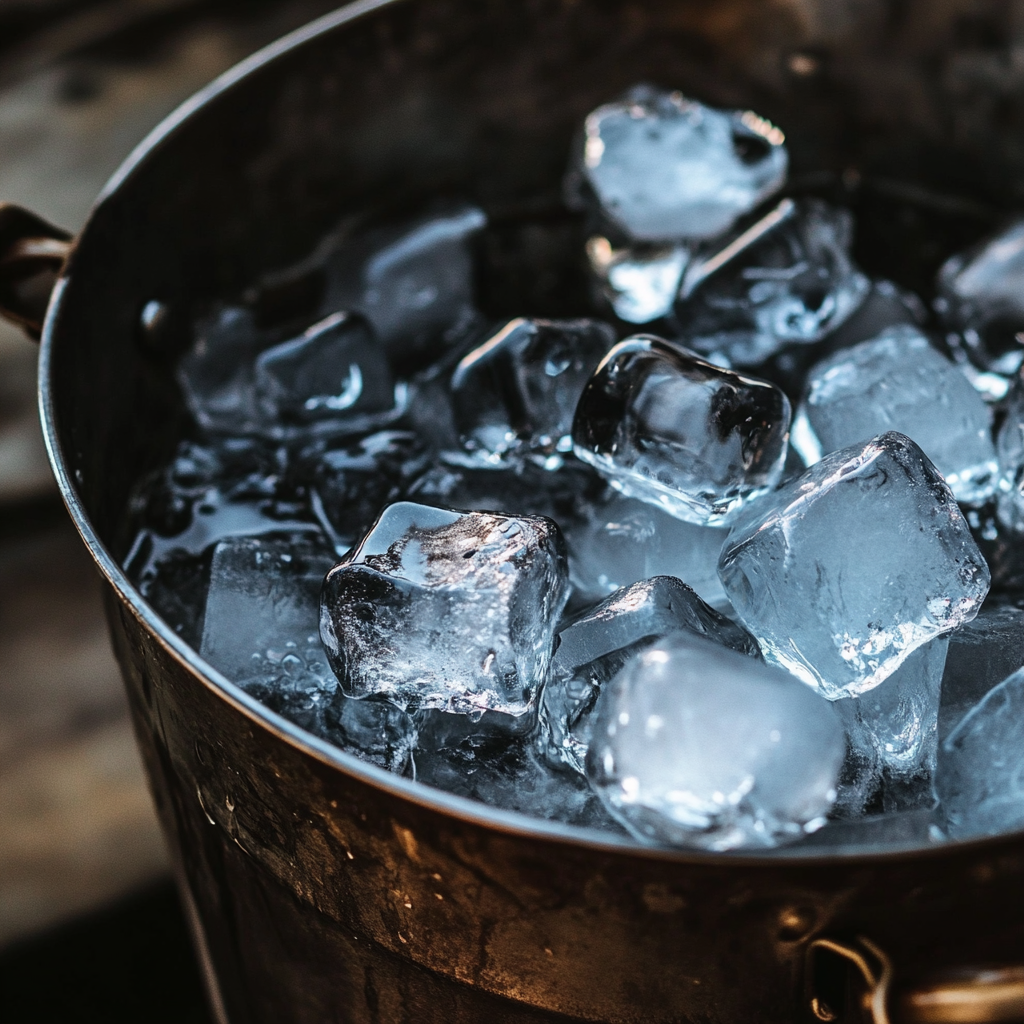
[
  {"xmin": 0, "ymin": 202, "xmax": 73, "ymax": 340},
  {"xmin": 810, "ymin": 936, "xmax": 1024, "ymax": 1024}
]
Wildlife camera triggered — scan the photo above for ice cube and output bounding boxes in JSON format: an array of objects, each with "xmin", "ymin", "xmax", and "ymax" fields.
[
  {"xmin": 567, "ymin": 86, "xmax": 787, "ymax": 243},
  {"xmin": 177, "ymin": 305, "xmax": 262, "ymax": 433},
  {"xmin": 199, "ymin": 534, "xmax": 337, "ymax": 682},
  {"xmin": 540, "ymin": 576, "xmax": 760, "ymax": 773},
  {"xmin": 674, "ymin": 198, "xmax": 870, "ymax": 368},
  {"xmin": 450, "ymin": 317, "xmax": 615, "ymax": 467},
  {"xmin": 323, "ymin": 204, "xmax": 486, "ymax": 368},
  {"xmin": 718, "ymin": 432, "xmax": 990, "ymax": 699},
  {"xmin": 572, "ymin": 335, "xmax": 791, "ymax": 526},
  {"xmin": 412, "ymin": 711, "xmax": 621, "ymax": 829},
  {"xmin": 237, "ymin": 646, "xmax": 337, "ymax": 735},
  {"xmin": 936, "ymin": 666, "xmax": 1024, "ymax": 838},
  {"xmin": 564, "ymin": 491, "xmax": 730, "ymax": 609},
  {"xmin": 253, "ymin": 311, "xmax": 398, "ymax": 426},
  {"xmin": 794, "ymin": 325, "xmax": 997, "ymax": 504},
  {"xmin": 936, "ymin": 217, "xmax": 1024, "ymax": 380},
  {"xmin": 781, "ymin": 808, "xmax": 940, "ymax": 852},
  {"xmin": 586, "ymin": 633, "xmax": 844, "ymax": 850},
  {"xmin": 996, "ymin": 378, "xmax": 1024, "ymax": 532},
  {"xmin": 941, "ymin": 603, "xmax": 1024, "ymax": 740},
  {"xmin": 834, "ymin": 637, "xmax": 948, "ymax": 817},
  {"xmin": 320, "ymin": 502, "xmax": 570, "ymax": 718},
  {"xmin": 323, "ymin": 692, "xmax": 417, "ymax": 774},
  {"xmin": 293, "ymin": 429, "xmax": 431, "ymax": 550},
  {"xmin": 585, "ymin": 236, "xmax": 689, "ymax": 324}
]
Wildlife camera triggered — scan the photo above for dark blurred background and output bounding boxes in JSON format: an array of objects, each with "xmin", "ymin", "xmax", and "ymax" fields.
[{"xmin": 0, "ymin": 3, "xmax": 339, "ymax": 1021}]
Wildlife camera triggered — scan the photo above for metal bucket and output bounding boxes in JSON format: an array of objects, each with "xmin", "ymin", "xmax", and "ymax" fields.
[{"xmin": 5, "ymin": 0, "xmax": 1024, "ymax": 1020}]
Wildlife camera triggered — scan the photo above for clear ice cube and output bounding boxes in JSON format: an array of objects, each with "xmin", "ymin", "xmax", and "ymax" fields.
[
  {"xmin": 585, "ymin": 236, "xmax": 689, "ymax": 324},
  {"xmin": 719, "ymin": 432, "xmax": 990, "ymax": 699},
  {"xmin": 323, "ymin": 204, "xmax": 486, "ymax": 368},
  {"xmin": 412, "ymin": 711, "xmax": 620, "ymax": 830},
  {"xmin": 567, "ymin": 86, "xmax": 787, "ymax": 243},
  {"xmin": 586, "ymin": 633, "xmax": 844, "ymax": 850},
  {"xmin": 323, "ymin": 692, "xmax": 417, "ymax": 774},
  {"xmin": 540, "ymin": 576, "xmax": 760, "ymax": 773},
  {"xmin": 177, "ymin": 305, "xmax": 262, "ymax": 433},
  {"xmin": 941, "ymin": 602, "xmax": 1024, "ymax": 740},
  {"xmin": 450, "ymin": 317, "xmax": 615, "ymax": 467},
  {"xmin": 563, "ymin": 491, "xmax": 729, "ymax": 609},
  {"xmin": 320, "ymin": 502, "xmax": 570, "ymax": 718},
  {"xmin": 936, "ymin": 666, "xmax": 1024, "ymax": 838},
  {"xmin": 254, "ymin": 312, "xmax": 397, "ymax": 425},
  {"xmin": 572, "ymin": 335, "xmax": 791, "ymax": 526},
  {"xmin": 834, "ymin": 637, "xmax": 948, "ymax": 817},
  {"xmin": 936, "ymin": 217, "xmax": 1024, "ymax": 380},
  {"xmin": 200, "ymin": 534, "xmax": 337, "ymax": 682},
  {"xmin": 796, "ymin": 325, "xmax": 997, "ymax": 504},
  {"xmin": 674, "ymin": 198, "xmax": 870, "ymax": 368}
]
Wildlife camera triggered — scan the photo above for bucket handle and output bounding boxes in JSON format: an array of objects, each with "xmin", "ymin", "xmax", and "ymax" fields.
[
  {"xmin": 810, "ymin": 936, "xmax": 1024, "ymax": 1024},
  {"xmin": 0, "ymin": 203, "xmax": 73, "ymax": 340}
]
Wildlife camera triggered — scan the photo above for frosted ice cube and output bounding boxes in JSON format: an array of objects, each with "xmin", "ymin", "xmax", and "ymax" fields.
[
  {"xmin": 450, "ymin": 317, "xmax": 615, "ymax": 467},
  {"xmin": 200, "ymin": 534, "xmax": 337, "ymax": 682},
  {"xmin": 936, "ymin": 666, "xmax": 1024, "ymax": 838},
  {"xmin": 254, "ymin": 312, "xmax": 397, "ymax": 424},
  {"xmin": 177, "ymin": 305, "xmax": 262, "ymax": 433},
  {"xmin": 567, "ymin": 86, "xmax": 787, "ymax": 243},
  {"xmin": 585, "ymin": 236, "xmax": 689, "ymax": 323},
  {"xmin": 996, "ymin": 379, "xmax": 1024, "ymax": 532},
  {"xmin": 936, "ymin": 217, "xmax": 1024, "ymax": 380},
  {"xmin": 572, "ymin": 336, "xmax": 791, "ymax": 525},
  {"xmin": 675, "ymin": 199, "xmax": 870, "ymax": 367},
  {"xmin": 324, "ymin": 204, "xmax": 486, "ymax": 368},
  {"xmin": 320, "ymin": 502, "xmax": 570, "ymax": 718},
  {"xmin": 834, "ymin": 637, "xmax": 948, "ymax": 817},
  {"xmin": 541, "ymin": 576, "xmax": 759, "ymax": 773},
  {"xmin": 796, "ymin": 325, "xmax": 997, "ymax": 504},
  {"xmin": 564, "ymin": 491, "xmax": 729, "ymax": 609},
  {"xmin": 941, "ymin": 603, "xmax": 1024, "ymax": 740},
  {"xmin": 719, "ymin": 432, "xmax": 990, "ymax": 699},
  {"xmin": 586, "ymin": 633, "xmax": 844, "ymax": 850}
]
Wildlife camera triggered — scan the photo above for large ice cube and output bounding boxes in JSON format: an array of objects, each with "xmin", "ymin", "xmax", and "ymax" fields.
[
  {"xmin": 564, "ymin": 491, "xmax": 729, "ymax": 609},
  {"xmin": 450, "ymin": 317, "xmax": 615, "ymax": 467},
  {"xmin": 941, "ymin": 603, "xmax": 1024, "ymax": 740},
  {"xmin": 323, "ymin": 204, "xmax": 486, "ymax": 368},
  {"xmin": 200, "ymin": 534, "xmax": 337, "ymax": 682},
  {"xmin": 936, "ymin": 666, "xmax": 1024, "ymax": 838},
  {"xmin": 320, "ymin": 502, "xmax": 570, "ymax": 718},
  {"xmin": 936, "ymin": 217, "xmax": 1024, "ymax": 380},
  {"xmin": 675, "ymin": 199, "xmax": 870, "ymax": 368},
  {"xmin": 572, "ymin": 336, "xmax": 791, "ymax": 526},
  {"xmin": 254, "ymin": 312, "xmax": 397, "ymax": 425},
  {"xmin": 585, "ymin": 236, "xmax": 689, "ymax": 324},
  {"xmin": 796, "ymin": 325, "xmax": 997, "ymax": 504},
  {"xmin": 834, "ymin": 637, "xmax": 948, "ymax": 817},
  {"xmin": 567, "ymin": 86, "xmax": 787, "ymax": 243},
  {"xmin": 586, "ymin": 633, "xmax": 843, "ymax": 850},
  {"xmin": 541, "ymin": 576, "xmax": 759, "ymax": 773},
  {"xmin": 719, "ymin": 432, "xmax": 990, "ymax": 699}
]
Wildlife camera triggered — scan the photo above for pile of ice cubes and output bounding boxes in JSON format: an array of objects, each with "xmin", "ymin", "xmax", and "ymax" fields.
[{"xmin": 124, "ymin": 85, "xmax": 1024, "ymax": 853}]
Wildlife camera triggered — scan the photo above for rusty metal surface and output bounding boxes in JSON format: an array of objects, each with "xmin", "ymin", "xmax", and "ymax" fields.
[{"xmin": 35, "ymin": 0, "xmax": 1024, "ymax": 1020}]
